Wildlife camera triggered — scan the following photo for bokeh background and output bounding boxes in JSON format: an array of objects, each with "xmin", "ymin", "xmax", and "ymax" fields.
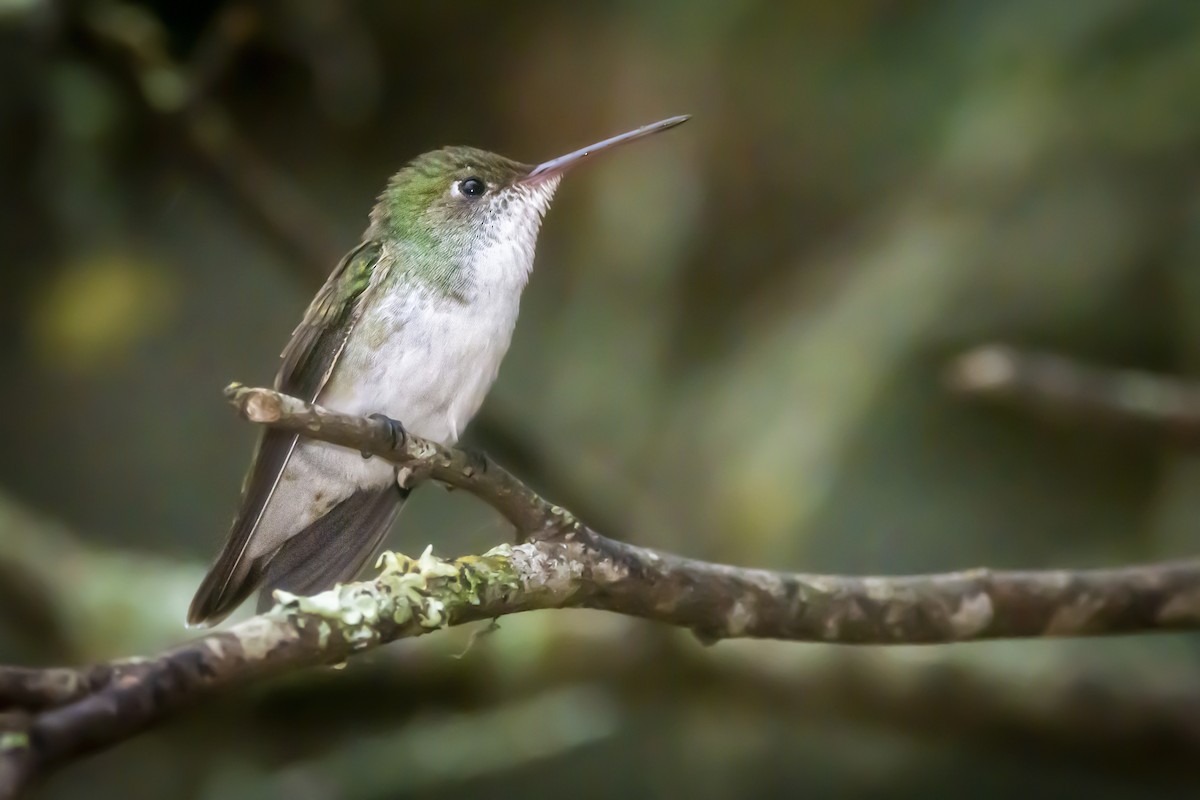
[{"xmin": 3, "ymin": 0, "xmax": 1200, "ymax": 797}]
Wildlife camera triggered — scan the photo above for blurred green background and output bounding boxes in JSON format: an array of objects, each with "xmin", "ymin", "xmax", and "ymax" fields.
[{"xmin": 3, "ymin": 0, "xmax": 1200, "ymax": 797}]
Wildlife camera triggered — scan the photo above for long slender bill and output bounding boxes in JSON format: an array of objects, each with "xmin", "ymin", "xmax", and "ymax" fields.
[{"xmin": 523, "ymin": 115, "xmax": 690, "ymax": 182}]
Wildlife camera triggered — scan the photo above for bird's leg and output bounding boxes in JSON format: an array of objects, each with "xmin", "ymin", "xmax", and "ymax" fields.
[
  {"xmin": 364, "ymin": 413, "xmax": 407, "ymax": 459},
  {"xmin": 363, "ymin": 413, "xmax": 424, "ymax": 489}
]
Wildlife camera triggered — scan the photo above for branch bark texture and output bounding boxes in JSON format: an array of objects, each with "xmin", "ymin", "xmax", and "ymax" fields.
[{"xmin": 5, "ymin": 385, "xmax": 1200, "ymax": 797}]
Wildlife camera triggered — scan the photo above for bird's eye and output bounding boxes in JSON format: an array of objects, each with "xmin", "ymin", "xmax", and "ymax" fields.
[{"xmin": 459, "ymin": 177, "xmax": 486, "ymax": 197}]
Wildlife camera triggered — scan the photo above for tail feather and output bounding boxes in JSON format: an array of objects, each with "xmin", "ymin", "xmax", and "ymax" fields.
[
  {"xmin": 188, "ymin": 552, "xmax": 264, "ymax": 627},
  {"xmin": 256, "ymin": 484, "xmax": 408, "ymax": 613},
  {"xmin": 187, "ymin": 428, "xmax": 300, "ymax": 626},
  {"xmin": 188, "ymin": 484, "xmax": 408, "ymax": 626}
]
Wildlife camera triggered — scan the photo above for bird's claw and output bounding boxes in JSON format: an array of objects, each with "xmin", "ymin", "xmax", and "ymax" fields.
[{"xmin": 363, "ymin": 413, "xmax": 407, "ymax": 459}]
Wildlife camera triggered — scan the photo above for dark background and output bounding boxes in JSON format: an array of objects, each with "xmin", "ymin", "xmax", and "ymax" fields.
[{"xmin": 3, "ymin": 0, "xmax": 1200, "ymax": 797}]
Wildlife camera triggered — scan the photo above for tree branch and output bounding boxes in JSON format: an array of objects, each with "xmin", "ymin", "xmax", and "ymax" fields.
[
  {"xmin": 5, "ymin": 385, "xmax": 1200, "ymax": 797},
  {"xmin": 223, "ymin": 384, "xmax": 1200, "ymax": 643},
  {"xmin": 947, "ymin": 344, "xmax": 1200, "ymax": 445}
]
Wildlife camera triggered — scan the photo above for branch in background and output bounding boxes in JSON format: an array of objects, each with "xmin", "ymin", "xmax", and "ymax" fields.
[
  {"xmin": 947, "ymin": 344, "xmax": 1200, "ymax": 445},
  {"xmin": 6, "ymin": 386, "xmax": 1200, "ymax": 796}
]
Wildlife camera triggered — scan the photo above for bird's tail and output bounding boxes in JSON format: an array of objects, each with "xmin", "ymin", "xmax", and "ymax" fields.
[
  {"xmin": 188, "ymin": 484, "xmax": 408, "ymax": 625},
  {"xmin": 255, "ymin": 484, "xmax": 409, "ymax": 614}
]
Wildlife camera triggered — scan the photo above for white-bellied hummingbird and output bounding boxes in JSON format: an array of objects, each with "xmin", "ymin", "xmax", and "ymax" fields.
[{"xmin": 188, "ymin": 115, "xmax": 690, "ymax": 625}]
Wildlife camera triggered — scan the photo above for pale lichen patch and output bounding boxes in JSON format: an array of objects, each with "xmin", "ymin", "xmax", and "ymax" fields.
[
  {"xmin": 588, "ymin": 555, "xmax": 629, "ymax": 586},
  {"xmin": 232, "ymin": 615, "xmax": 300, "ymax": 660},
  {"xmin": 416, "ymin": 545, "xmax": 460, "ymax": 579},
  {"xmin": 508, "ymin": 543, "xmax": 582, "ymax": 595},
  {"xmin": 422, "ymin": 597, "xmax": 447, "ymax": 628},
  {"xmin": 862, "ymin": 577, "xmax": 902, "ymax": 602},
  {"xmin": 216, "ymin": 544, "xmax": 564, "ymax": 664},
  {"xmin": 271, "ymin": 584, "xmax": 385, "ymax": 650},
  {"xmin": 948, "ymin": 592, "xmax": 993, "ymax": 638},
  {"xmin": 804, "ymin": 577, "xmax": 841, "ymax": 596},
  {"xmin": 757, "ymin": 573, "xmax": 788, "ymax": 601},
  {"xmin": 274, "ymin": 587, "xmax": 343, "ymax": 618},
  {"xmin": 726, "ymin": 598, "xmax": 755, "ymax": 636},
  {"xmin": 317, "ymin": 620, "xmax": 332, "ymax": 649},
  {"xmin": 409, "ymin": 440, "xmax": 441, "ymax": 460},
  {"xmin": 263, "ymin": 545, "xmax": 526, "ymax": 648},
  {"xmin": 204, "ymin": 638, "xmax": 226, "ymax": 661}
]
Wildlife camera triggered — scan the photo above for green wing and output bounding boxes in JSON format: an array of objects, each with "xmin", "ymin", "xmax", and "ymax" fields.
[
  {"xmin": 187, "ymin": 239, "xmax": 383, "ymax": 625},
  {"xmin": 277, "ymin": 239, "xmax": 382, "ymax": 399}
]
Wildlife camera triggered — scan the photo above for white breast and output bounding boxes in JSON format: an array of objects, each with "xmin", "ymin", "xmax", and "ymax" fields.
[{"xmin": 322, "ymin": 238, "xmax": 533, "ymax": 447}]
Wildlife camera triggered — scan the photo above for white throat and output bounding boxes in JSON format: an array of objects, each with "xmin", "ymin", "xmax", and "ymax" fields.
[{"xmin": 466, "ymin": 176, "xmax": 561, "ymax": 299}]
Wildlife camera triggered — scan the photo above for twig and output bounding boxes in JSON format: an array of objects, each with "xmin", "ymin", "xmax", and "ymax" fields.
[
  {"xmin": 225, "ymin": 383, "xmax": 578, "ymax": 538},
  {"xmin": 5, "ymin": 386, "xmax": 1200, "ymax": 797},
  {"xmin": 947, "ymin": 344, "xmax": 1200, "ymax": 444}
]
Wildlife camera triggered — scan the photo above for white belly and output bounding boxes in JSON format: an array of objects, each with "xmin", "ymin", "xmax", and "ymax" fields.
[
  {"xmin": 298, "ymin": 273, "xmax": 520, "ymax": 487},
  {"xmin": 324, "ymin": 278, "xmax": 521, "ymax": 445}
]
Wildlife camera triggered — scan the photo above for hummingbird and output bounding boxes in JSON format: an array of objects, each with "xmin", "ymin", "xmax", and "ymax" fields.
[{"xmin": 188, "ymin": 115, "xmax": 690, "ymax": 625}]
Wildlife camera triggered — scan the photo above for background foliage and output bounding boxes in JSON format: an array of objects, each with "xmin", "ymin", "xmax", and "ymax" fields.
[{"xmin": 2, "ymin": 0, "xmax": 1200, "ymax": 797}]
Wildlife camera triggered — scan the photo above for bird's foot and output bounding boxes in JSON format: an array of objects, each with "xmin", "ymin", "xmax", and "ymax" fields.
[{"xmin": 363, "ymin": 413, "xmax": 407, "ymax": 459}]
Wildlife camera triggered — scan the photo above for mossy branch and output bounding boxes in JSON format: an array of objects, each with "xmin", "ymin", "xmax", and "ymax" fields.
[{"xmin": 6, "ymin": 385, "xmax": 1200, "ymax": 797}]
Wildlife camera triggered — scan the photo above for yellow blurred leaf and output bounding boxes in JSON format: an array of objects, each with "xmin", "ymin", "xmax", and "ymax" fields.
[{"xmin": 27, "ymin": 253, "xmax": 174, "ymax": 374}]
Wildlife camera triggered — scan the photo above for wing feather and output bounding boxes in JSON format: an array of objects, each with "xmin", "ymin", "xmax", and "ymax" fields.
[{"xmin": 187, "ymin": 240, "xmax": 383, "ymax": 625}]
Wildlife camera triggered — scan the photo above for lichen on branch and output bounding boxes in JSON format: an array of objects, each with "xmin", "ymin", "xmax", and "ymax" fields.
[{"xmin": 266, "ymin": 545, "xmax": 523, "ymax": 650}]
